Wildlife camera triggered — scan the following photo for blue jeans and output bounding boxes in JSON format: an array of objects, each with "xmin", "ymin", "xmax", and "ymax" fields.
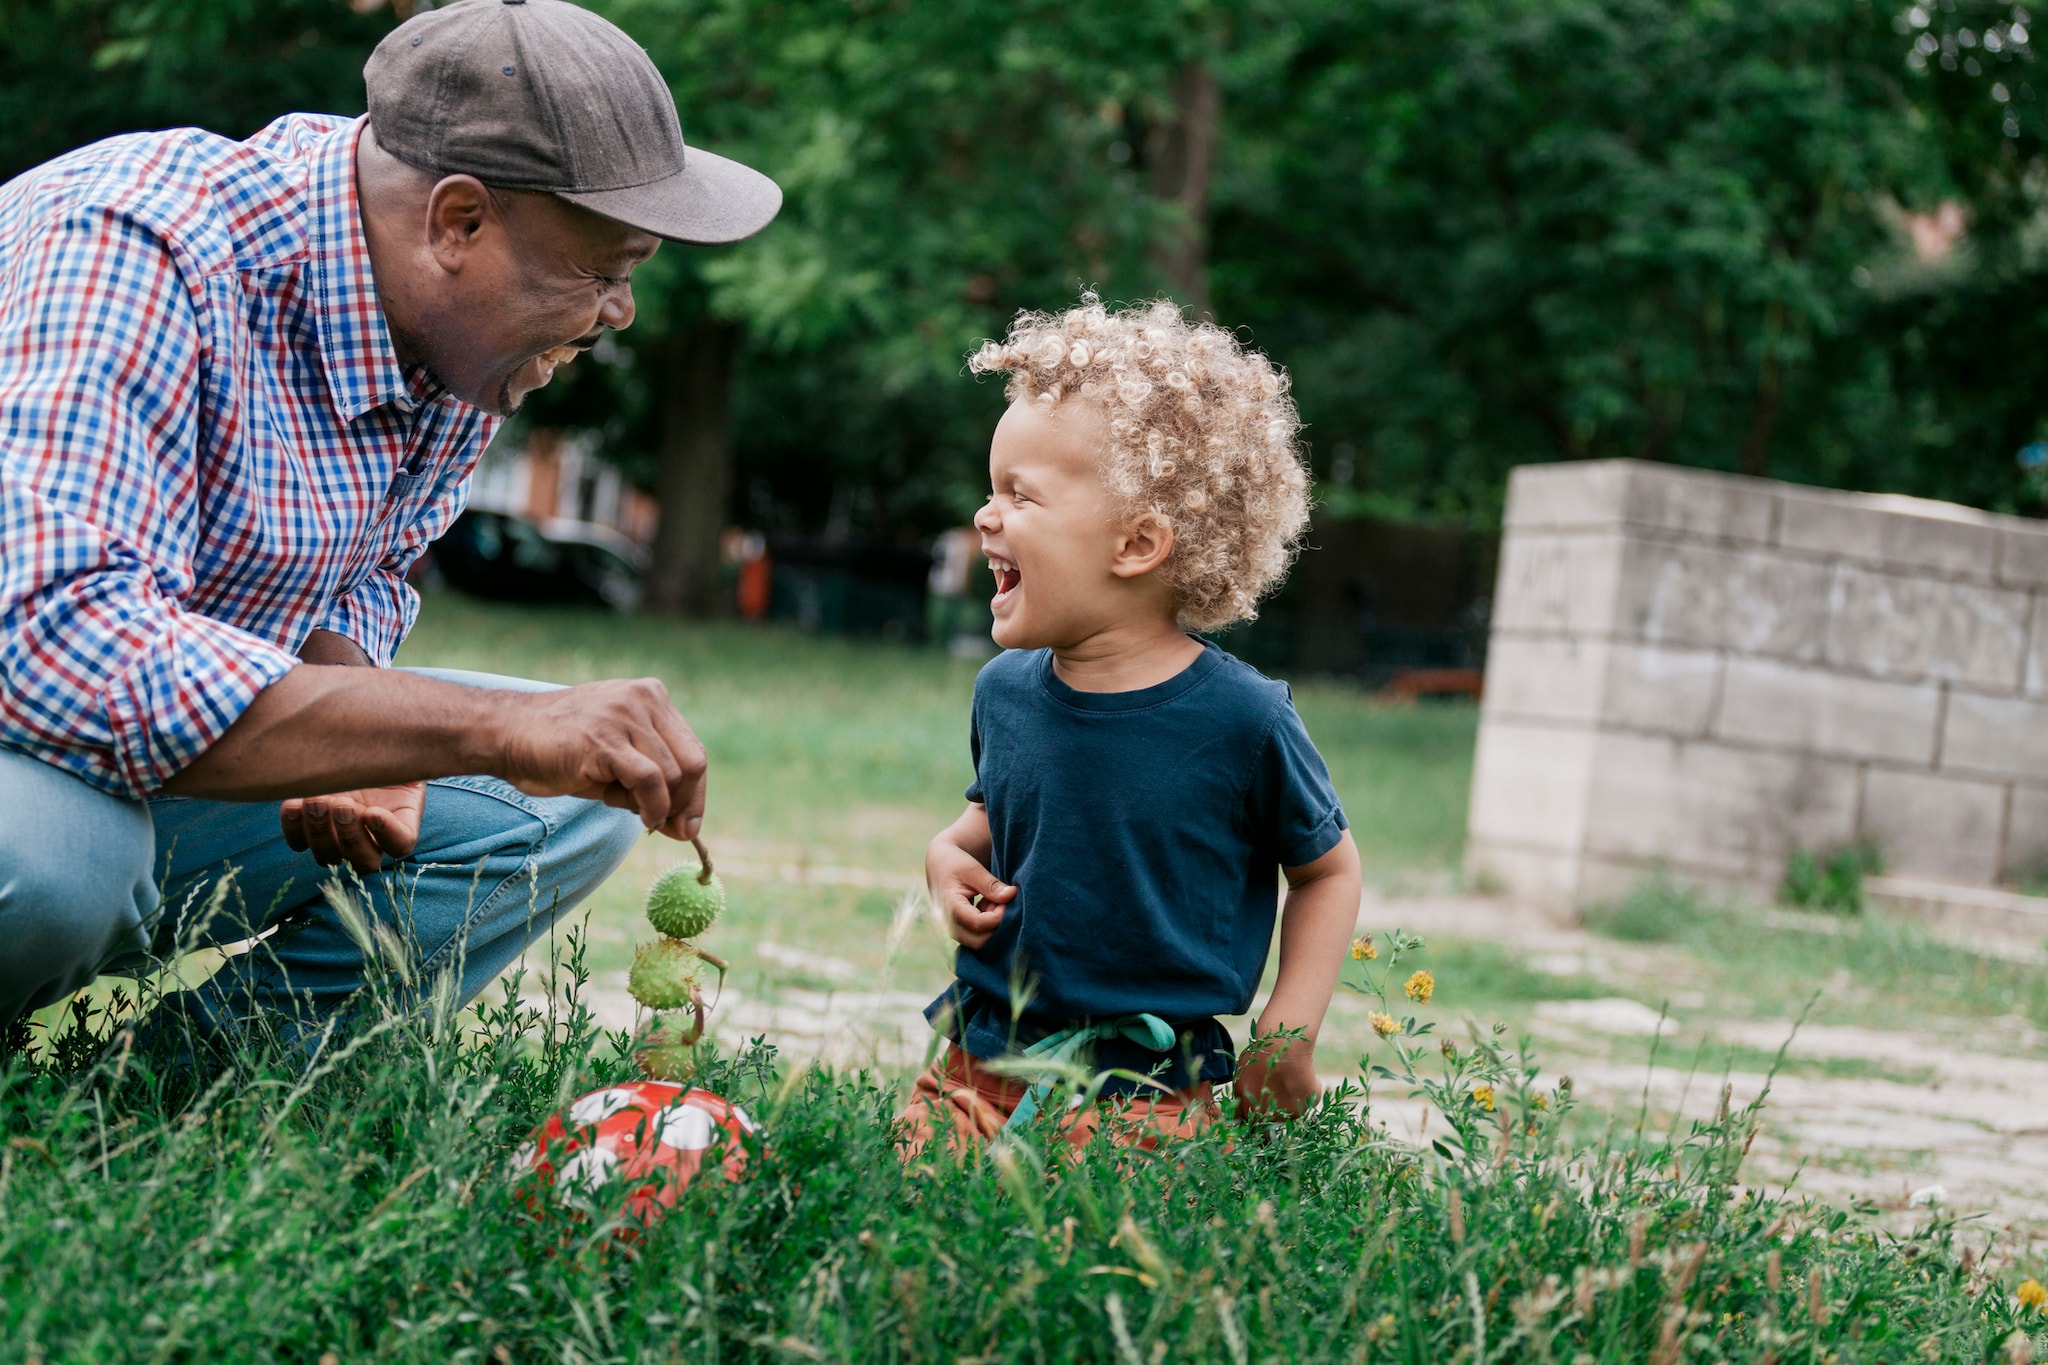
[{"xmin": 0, "ymin": 669, "xmax": 643, "ymax": 1043}]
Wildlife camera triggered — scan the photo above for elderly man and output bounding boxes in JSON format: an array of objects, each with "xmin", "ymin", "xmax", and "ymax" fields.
[{"xmin": 0, "ymin": 0, "xmax": 779, "ymax": 1043}]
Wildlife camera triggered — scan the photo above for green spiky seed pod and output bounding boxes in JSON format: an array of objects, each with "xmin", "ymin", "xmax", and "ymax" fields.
[
  {"xmin": 646, "ymin": 864, "xmax": 724, "ymax": 940},
  {"xmin": 636, "ymin": 1026, "xmax": 699, "ymax": 1083},
  {"xmin": 628, "ymin": 939, "xmax": 706, "ymax": 1011}
]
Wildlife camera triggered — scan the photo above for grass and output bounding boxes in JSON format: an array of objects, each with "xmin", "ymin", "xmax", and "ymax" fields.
[
  {"xmin": 4, "ymin": 928, "xmax": 2037, "ymax": 1363},
  {"xmin": 1583, "ymin": 877, "xmax": 2048, "ymax": 1035},
  {"xmin": 15, "ymin": 598, "xmax": 2048, "ymax": 1357}
]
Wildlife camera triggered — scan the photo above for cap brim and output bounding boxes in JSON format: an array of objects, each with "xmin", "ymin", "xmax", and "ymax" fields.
[{"xmin": 557, "ymin": 145, "xmax": 781, "ymax": 245}]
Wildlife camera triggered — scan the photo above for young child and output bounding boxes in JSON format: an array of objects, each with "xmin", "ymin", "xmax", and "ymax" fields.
[{"xmin": 897, "ymin": 295, "xmax": 1362, "ymax": 1155}]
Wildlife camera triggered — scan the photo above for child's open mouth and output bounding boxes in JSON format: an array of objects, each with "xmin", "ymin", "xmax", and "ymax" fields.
[{"xmin": 989, "ymin": 556, "xmax": 1021, "ymax": 606}]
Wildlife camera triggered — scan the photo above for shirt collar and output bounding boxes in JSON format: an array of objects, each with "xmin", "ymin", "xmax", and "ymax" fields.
[{"xmin": 309, "ymin": 118, "xmax": 414, "ymax": 422}]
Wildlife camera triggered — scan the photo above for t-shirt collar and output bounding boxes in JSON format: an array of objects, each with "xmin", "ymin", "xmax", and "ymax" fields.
[
  {"xmin": 1037, "ymin": 636, "xmax": 1225, "ymax": 712},
  {"xmin": 310, "ymin": 117, "xmax": 420, "ymax": 422}
]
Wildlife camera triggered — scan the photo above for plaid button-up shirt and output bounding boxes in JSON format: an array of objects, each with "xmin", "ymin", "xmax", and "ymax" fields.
[{"xmin": 0, "ymin": 114, "xmax": 497, "ymax": 798}]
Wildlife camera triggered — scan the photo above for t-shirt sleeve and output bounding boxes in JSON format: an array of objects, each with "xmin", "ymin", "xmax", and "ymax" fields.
[{"xmin": 1247, "ymin": 693, "xmax": 1348, "ymax": 868}]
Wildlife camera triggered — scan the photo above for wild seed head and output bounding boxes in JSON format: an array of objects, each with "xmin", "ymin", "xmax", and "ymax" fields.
[{"xmin": 1404, "ymin": 970, "xmax": 1434, "ymax": 1003}]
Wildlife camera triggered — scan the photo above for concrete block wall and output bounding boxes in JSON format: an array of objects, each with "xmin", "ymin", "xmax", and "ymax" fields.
[{"xmin": 1466, "ymin": 459, "xmax": 2048, "ymax": 909}]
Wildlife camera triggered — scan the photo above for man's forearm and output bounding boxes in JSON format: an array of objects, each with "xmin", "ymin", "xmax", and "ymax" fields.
[{"xmin": 160, "ymin": 665, "xmax": 505, "ymax": 800}]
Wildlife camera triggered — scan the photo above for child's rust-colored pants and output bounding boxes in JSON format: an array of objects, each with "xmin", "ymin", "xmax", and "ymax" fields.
[{"xmin": 895, "ymin": 1045, "xmax": 1219, "ymax": 1158}]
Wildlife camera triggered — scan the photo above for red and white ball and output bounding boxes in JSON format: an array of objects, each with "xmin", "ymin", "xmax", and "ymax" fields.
[{"xmin": 518, "ymin": 1082, "xmax": 757, "ymax": 1226}]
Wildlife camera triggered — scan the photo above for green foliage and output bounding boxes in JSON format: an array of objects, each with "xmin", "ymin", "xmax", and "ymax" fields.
[
  {"xmin": 1782, "ymin": 842, "xmax": 1884, "ymax": 916},
  {"xmin": 4, "ymin": 925, "xmax": 2037, "ymax": 1362},
  {"xmin": 6, "ymin": 0, "xmax": 2048, "ymax": 536}
]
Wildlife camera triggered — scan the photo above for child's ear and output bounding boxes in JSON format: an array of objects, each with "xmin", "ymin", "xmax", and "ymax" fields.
[{"xmin": 1109, "ymin": 513, "xmax": 1175, "ymax": 579}]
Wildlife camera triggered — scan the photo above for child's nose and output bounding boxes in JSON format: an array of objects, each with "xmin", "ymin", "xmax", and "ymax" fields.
[{"xmin": 973, "ymin": 500, "xmax": 999, "ymax": 531}]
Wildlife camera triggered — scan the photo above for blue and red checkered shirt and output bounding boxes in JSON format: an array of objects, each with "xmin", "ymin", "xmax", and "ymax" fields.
[{"xmin": 0, "ymin": 114, "xmax": 497, "ymax": 798}]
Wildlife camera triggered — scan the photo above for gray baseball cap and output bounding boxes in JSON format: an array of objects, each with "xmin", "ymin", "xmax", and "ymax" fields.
[{"xmin": 364, "ymin": 0, "xmax": 781, "ymax": 245}]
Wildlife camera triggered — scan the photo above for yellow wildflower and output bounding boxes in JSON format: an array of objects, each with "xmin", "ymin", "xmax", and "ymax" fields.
[
  {"xmin": 1369, "ymin": 1011, "xmax": 1401, "ymax": 1039},
  {"xmin": 1472, "ymin": 1084, "xmax": 1497, "ymax": 1111},
  {"xmin": 1350, "ymin": 935, "xmax": 1378, "ymax": 962},
  {"xmin": 2019, "ymin": 1279, "xmax": 2048, "ymax": 1312},
  {"xmin": 1439, "ymin": 1039, "xmax": 1457, "ymax": 1061},
  {"xmin": 1533, "ymin": 1094, "xmax": 1549, "ymax": 1111},
  {"xmin": 1404, "ymin": 969, "xmax": 1435, "ymax": 1004}
]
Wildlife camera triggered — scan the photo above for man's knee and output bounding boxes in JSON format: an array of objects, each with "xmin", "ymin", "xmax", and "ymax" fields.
[
  {"xmin": 554, "ymin": 800, "xmax": 644, "ymax": 893},
  {"xmin": 0, "ymin": 761, "xmax": 159, "ymax": 1021}
]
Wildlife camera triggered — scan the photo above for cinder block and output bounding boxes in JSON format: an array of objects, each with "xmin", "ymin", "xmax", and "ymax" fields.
[
  {"xmin": 1616, "ymin": 462, "xmax": 1777, "ymax": 543},
  {"xmin": 1824, "ymin": 567, "xmax": 2029, "ymax": 690},
  {"xmin": 1482, "ymin": 637, "xmax": 1722, "ymax": 735},
  {"xmin": 2004, "ymin": 785, "xmax": 2048, "ymax": 885},
  {"xmin": 1580, "ymin": 733, "xmax": 1858, "ymax": 875},
  {"xmin": 2030, "ymin": 596, "xmax": 2047, "ymax": 697},
  {"xmin": 1602, "ymin": 643, "xmax": 1724, "ymax": 735},
  {"xmin": 1614, "ymin": 538, "xmax": 1832, "ymax": 660},
  {"xmin": 1777, "ymin": 488, "xmax": 1998, "ymax": 579},
  {"xmin": 1942, "ymin": 691, "xmax": 2048, "ymax": 780},
  {"xmin": 1716, "ymin": 658, "xmax": 1939, "ymax": 764},
  {"xmin": 1505, "ymin": 460, "xmax": 1776, "ymax": 542},
  {"xmin": 1466, "ymin": 719, "xmax": 1597, "ymax": 855},
  {"xmin": 1490, "ymin": 531, "xmax": 1627, "ymax": 638},
  {"xmin": 1462, "ymin": 841, "xmax": 1588, "ymax": 917},
  {"xmin": 1503, "ymin": 462, "xmax": 1631, "ymax": 531},
  {"xmin": 1480, "ymin": 635, "xmax": 1612, "ymax": 725},
  {"xmin": 1997, "ymin": 522, "xmax": 2048, "ymax": 589},
  {"xmin": 1859, "ymin": 769, "xmax": 2006, "ymax": 885}
]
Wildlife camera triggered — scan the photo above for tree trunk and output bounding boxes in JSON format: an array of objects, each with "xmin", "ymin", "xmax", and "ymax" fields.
[
  {"xmin": 644, "ymin": 319, "xmax": 740, "ymax": 617},
  {"xmin": 1145, "ymin": 61, "xmax": 1220, "ymax": 318},
  {"xmin": 1739, "ymin": 300, "xmax": 1786, "ymax": 481}
]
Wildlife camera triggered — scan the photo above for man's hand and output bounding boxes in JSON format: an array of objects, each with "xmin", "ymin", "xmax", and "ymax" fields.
[
  {"xmin": 279, "ymin": 630, "xmax": 426, "ymax": 874},
  {"xmin": 926, "ymin": 804, "xmax": 1014, "ymax": 949},
  {"xmin": 492, "ymin": 678, "xmax": 708, "ymax": 839},
  {"xmin": 1232, "ymin": 1031, "xmax": 1320, "ymax": 1118},
  {"xmin": 281, "ymin": 782, "xmax": 426, "ymax": 875}
]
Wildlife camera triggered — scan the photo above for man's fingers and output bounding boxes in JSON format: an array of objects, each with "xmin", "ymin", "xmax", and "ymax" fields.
[
  {"xmin": 361, "ymin": 807, "xmax": 420, "ymax": 860},
  {"xmin": 280, "ymin": 798, "xmax": 309, "ymax": 852},
  {"xmin": 648, "ymin": 706, "xmax": 707, "ymax": 838}
]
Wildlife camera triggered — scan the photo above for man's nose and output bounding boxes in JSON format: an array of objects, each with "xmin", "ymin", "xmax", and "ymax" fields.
[{"xmin": 600, "ymin": 283, "xmax": 636, "ymax": 331}]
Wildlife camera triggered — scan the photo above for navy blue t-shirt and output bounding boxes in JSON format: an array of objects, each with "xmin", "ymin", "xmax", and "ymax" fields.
[{"xmin": 924, "ymin": 639, "xmax": 1348, "ymax": 1090}]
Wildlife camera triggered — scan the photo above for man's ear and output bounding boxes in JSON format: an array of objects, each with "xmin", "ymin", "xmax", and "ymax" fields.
[
  {"xmin": 1110, "ymin": 513, "xmax": 1175, "ymax": 579},
  {"xmin": 423, "ymin": 175, "xmax": 495, "ymax": 273}
]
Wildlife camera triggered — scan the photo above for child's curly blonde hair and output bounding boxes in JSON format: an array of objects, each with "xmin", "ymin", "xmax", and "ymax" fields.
[{"xmin": 969, "ymin": 295, "xmax": 1310, "ymax": 632}]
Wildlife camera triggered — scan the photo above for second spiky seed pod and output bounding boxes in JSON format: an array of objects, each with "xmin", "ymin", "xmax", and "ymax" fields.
[{"xmin": 628, "ymin": 939, "xmax": 711, "ymax": 1011}]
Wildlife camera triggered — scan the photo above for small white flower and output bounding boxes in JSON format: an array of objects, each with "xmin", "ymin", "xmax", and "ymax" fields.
[{"xmin": 1909, "ymin": 1184, "xmax": 1948, "ymax": 1208}]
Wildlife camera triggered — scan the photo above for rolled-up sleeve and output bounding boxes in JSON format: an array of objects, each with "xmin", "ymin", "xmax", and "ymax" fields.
[{"xmin": 0, "ymin": 208, "xmax": 298, "ymax": 797}]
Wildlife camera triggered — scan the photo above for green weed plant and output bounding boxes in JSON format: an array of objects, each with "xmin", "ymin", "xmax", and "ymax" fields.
[
  {"xmin": 5, "ymin": 906, "xmax": 2044, "ymax": 1362},
  {"xmin": 1781, "ymin": 845, "xmax": 1884, "ymax": 918}
]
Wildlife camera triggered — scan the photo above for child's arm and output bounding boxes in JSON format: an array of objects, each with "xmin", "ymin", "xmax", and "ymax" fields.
[
  {"xmin": 1234, "ymin": 830, "xmax": 1362, "ymax": 1117},
  {"xmin": 926, "ymin": 803, "xmax": 1017, "ymax": 949}
]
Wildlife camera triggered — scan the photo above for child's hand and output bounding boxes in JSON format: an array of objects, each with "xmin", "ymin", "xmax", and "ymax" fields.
[
  {"xmin": 1232, "ymin": 1032, "xmax": 1319, "ymax": 1119},
  {"xmin": 926, "ymin": 836, "xmax": 1016, "ymax": 949}
]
